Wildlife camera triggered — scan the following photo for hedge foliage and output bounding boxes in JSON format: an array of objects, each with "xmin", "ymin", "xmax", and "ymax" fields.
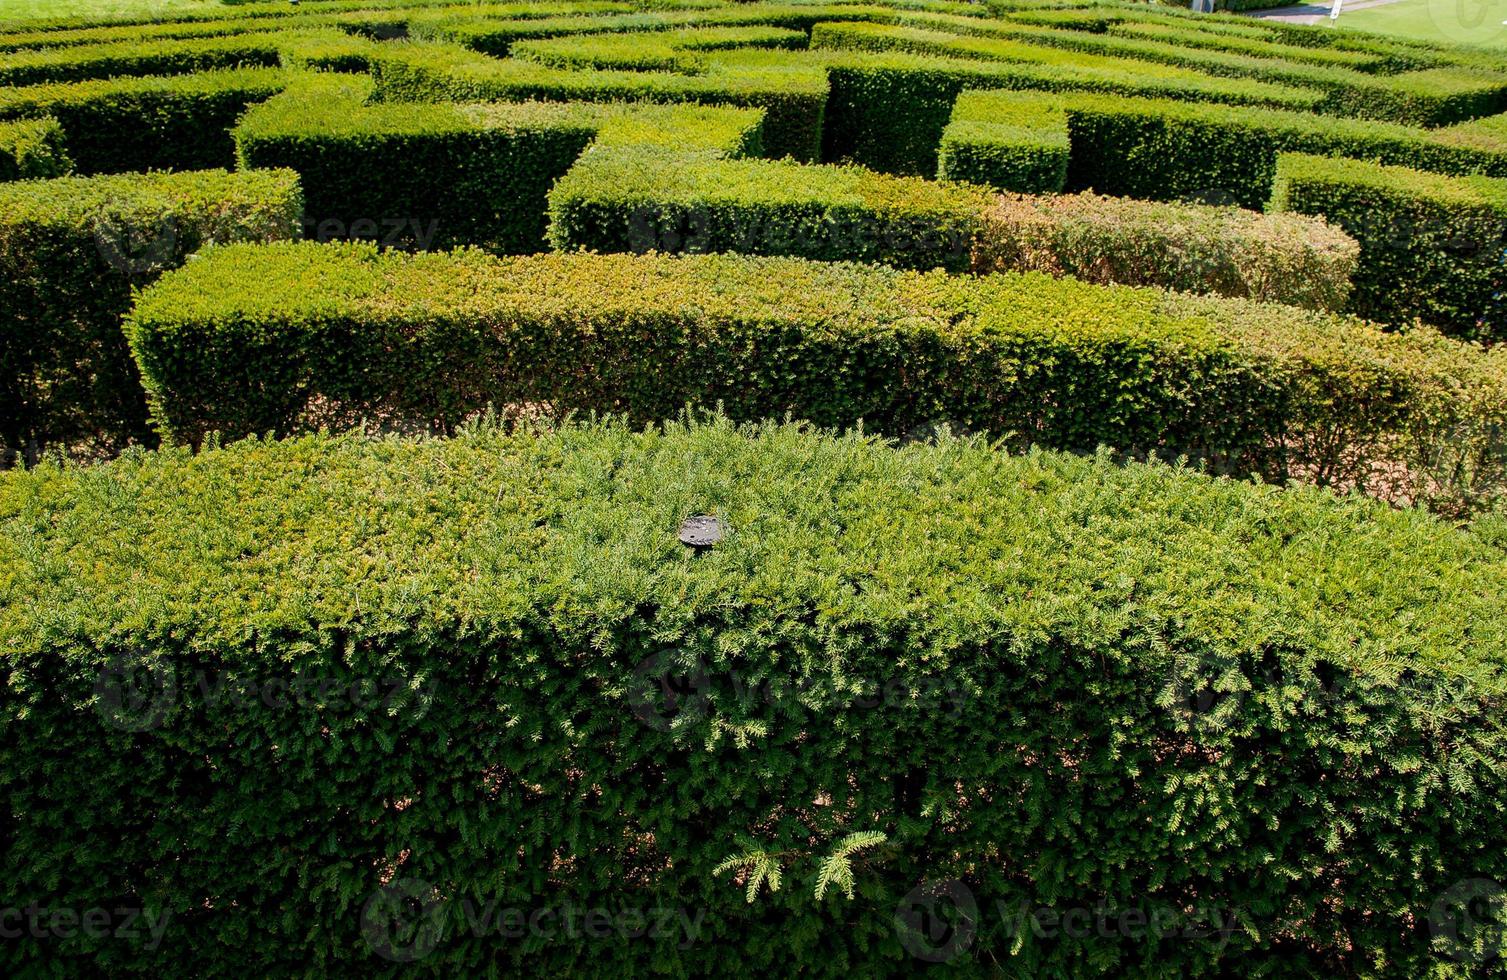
[
  {"xmin": 0, "ymin": 115, "xmax": 68, "ymax": 179},
  {"xmin": 369, "ymin": 40, "xmax": 828, "ymax": 161},
  {"xmin": 547, "ymin": 147, "xmax": 987, "ymax": 269},
  {"xmin": 0, "ymin": 34, "xmax": 283, "ymax": 87},
  {"xmin": 973, "ymin": 190, "xmax": 1358, "ymax": 311},
  {"xmin": 938, "ymin": 89, "xmax": 1507, "ymax": 209},
  {"xmin": 0, "ymin": 168, "xmax": 302, "ymax": 463},
  {"xmin": 127, "ymin": 242, "xmax": 1507, "ymax": 513},
  {"xmin": 0, "ymin": 67, "xmax": 286, "ymax": 173},
  {"xmin": 1271, "ymin": 152, "xmax": 1507, "ymax": 342},
  {"xmin": 816, "ymin": 40, "xmax": 1325, "ymax": 176},
  {"xmin": 3, "ymin": 418, "xmax": 1505, "ymax": 975},
  {"xmin": 237, "ymin": 73, "xmax": 763, "ymax": 252}
]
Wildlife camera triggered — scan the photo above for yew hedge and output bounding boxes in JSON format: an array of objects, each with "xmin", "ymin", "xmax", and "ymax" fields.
[{"xmin": 1, "ymin": 418, "xmax": 1504, "ymax": 975}]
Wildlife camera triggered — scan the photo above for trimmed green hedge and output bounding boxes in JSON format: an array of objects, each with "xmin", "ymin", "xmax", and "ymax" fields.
[
  {"xmin": 369, "ymin": 40, "xmax": 828, "ymax": 160},
  {"xmin": 937, "ymin": 90, "xmax": 1066, "ymax": 190},
  {"xmin": 941, "ymin": 89, "xmax": 1507, "ymax": 210},
  {"xmin": 546, "ymin": 147, "xmax": 986, "ymax": 269},
  {"xmin": 0, "ymin": 168, "xmax": 302, "ymax": 462},
  {"xmin": 814, "ymin": 38, "xmax": 1326, "ymax": 176},
  {"xmin": 0, "ymin": 34, "xmax": 283, "ymax": 86},
  {"xmin": 1271, "ymin": 152, "xmax": 1507, "ymax": 342},
  {"xmin": 973, "ymin": 189, "xmax": 1358, "ymax": 311},
  {"xmin": 0, "ymin": 115, "xmax": 69, "ymax": 179},
  {"xmin": 0, "ymin": 67, "xmax": 286, "ymax": 173},
  {"xmin": 126, "ymin": 243, "xmax": 1507, "ymax": 512},
  {"xmin": 235, "ymin": 76, "xmax": 593, "ymax": 253},
  {"xmin": 2, "ymin": 418, "xmax": 1505, "ymax": 975},
  {"xmin": 236, "ymin": 74, "xmax": 763, "ymax": 252},
  {"xmin": 509, "ymin": 25, "xmax": 808, "ymax": 73}
]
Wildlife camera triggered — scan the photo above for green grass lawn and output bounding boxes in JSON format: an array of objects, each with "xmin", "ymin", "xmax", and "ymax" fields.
[
  {"xmin": 0, "ymin": 0, "xmax": 233, "ymax": 25},
  {"xmin": 1335, "ymin": 0, "xmax": 1507, "ymax": 48}
]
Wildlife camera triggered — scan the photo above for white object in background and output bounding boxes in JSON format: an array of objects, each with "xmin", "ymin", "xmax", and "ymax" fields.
[{"xmin": 1330, "ymin": 0, "xmax": 1344, "ymax": 20}]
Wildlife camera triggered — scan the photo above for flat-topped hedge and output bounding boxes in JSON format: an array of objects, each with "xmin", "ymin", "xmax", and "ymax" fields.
[
  {"xmin": 2, "ymin": 418, "xmax": 1504, "ymax": 975},
  {"xmin": 973, "ymin": 190, "xmax": 1358, "ymax": 311},
  {"xmin": 937, "ymin": 88, "xmax": 1507, "ymax": 208},
  {"xmin": 237, "ymin": 74, "xmax": 764, "ymax": 252},
  {"xmin": 0, "ymin": 66, "xmax": 286, "ymax": 172},
  {"xmin": 547, "ymin": 146, "xmax": 987, "ymax": 269},
  {"xmin": 0, "ymin": 34, "xmax": 283, "ymax": 86},
  {"xmin": 127, "ymin": 243, "xmax": 1507, "ymax": 512},
  {"xmin": 0, "ymin": 168, "xmax": 302, "ymax": 462},
  {"xmin": 1272, "ymin": 152, "xmax": 1507, "ymax": 341},
  {"xmin": 369, "ymin": 39, "xmax": 828, "ymax": 160}
]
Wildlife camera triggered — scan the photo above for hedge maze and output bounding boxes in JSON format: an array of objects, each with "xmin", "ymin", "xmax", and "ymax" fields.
[{"xmin": 4, "ymin": 1, "xmax": 1507, "ymax": 976}]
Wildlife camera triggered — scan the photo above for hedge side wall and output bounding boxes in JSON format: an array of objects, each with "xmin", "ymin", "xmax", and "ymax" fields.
[
  {"xmin": 0, "ymin": 169, "xmax": 303, "ymax": 462},
  {"xmin": 126, "ymin": 243, "xmax": 1507, "ymax": 512},
  {"xmin": 1271, "ymin": 152, "xmax": 1507, "ymax": 342},
  {"xmin": 0, "ymin": 67, "xmax": 286, "ymax": 172},
  {"xmin": 2, "ymin": 419, "xmax": 1504, "ymax": 975}
]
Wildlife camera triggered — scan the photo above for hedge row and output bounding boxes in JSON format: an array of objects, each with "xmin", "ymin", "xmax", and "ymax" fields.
[
  {"xmin": 937, "ymin": 90, "xmax": 1066, "ymax": 189},
  {"xmin": 405, "ymin": 4, "xmax": 893, "ymax": 57},
  {"xmin": 236, "ymin": 74, "xmax": 763, "ymax": 252},
  {"xmin": 0, "ymin": 115, "xmax": 68, "ymax": 179},
  {"xmin": 973, "ymin": 190, "xmax": 1358, "ymax": 311},
  {"xmin": 811, "ymin": 18, "xmax": 1507, "ymax": 128},
  {"xmin": 817, "ymin": 46, "xmax": 1323, "ymax": 176},
  {"xmin": 1271, "ymin": 152, "xmax": 1507, "ymax": 342},
  {"xmin": 959, "ymin": 18, "xmax": 1505, "ymax": 126},
  {"xmin": 0, "ymin": 168, "xmax": 302, "ymax": 463},
  {"xmin": 126, "ymin": 243, "xmax": 1507, "ymax": 512},
  {"xmin": 937, "ymin": 89, "xmax": 1507, "ymax": 209},
  {"xmin": 3, "ymin": 417, "xmax": 1505, "ymax": 976},
  {"xmin": 547, "ymin": 147, "xmax": 986, "ymax": 269},
  {"xmin": 0, "ymin": 67, "xmax": 286, "ymax": 173},
  {"xmin": 509, "ymin": 25, "xmax": 809, "ymax": 73},
  {"xmin": 0, "ymin": 34, "xmax": 283, "ymax": 86},
  {"xmin": 368, "ymin": 41, "xmax": 828, "ymax": 161}
]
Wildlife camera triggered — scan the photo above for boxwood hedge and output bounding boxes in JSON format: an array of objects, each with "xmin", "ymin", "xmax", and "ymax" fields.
[
  {"xmin": 368, "ymin": 40, "xmax": 829, "ymax": 161},
  {"xmin": 0, "ymin": 115, "xmax": 68, "ymax": 179},
  {"xmin": 237, "ymin": 74, "xmax": 764, "ymax": 252},
  {"xmin": 938, "ymin": 89, "xmax": 1507, "ymax": 209},
  {"xmin": 126, "ymin": 243, "xmax": 1507, "ymax": 513},
  {"xmin": 547, "ymin": 146, "xmax": 987, "ymax": 269},
  {"xmin": 1, "ymin": 418, "xmax": 1504, "ymax": 975},
  {"xmin": 0, "ymin": 34, "xmax": 283, "ymax": 87},
  {"xmin": 1271, "ymin": 152, "xmax": 1507, "ymax": 342},
  {"xmin": 973, "ymin": 189, "xmax": 1358, "ymax": 311},
  {"xmin": 0, "ymin": 66, "xmax": 286, "ymax": 173},
  {"xmin": 0, "ymin": 168, "xmax": 302, "ymax": 462}
]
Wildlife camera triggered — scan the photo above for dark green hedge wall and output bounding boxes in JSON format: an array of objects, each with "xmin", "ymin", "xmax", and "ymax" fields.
[{"xmin": 2, "ymin": 419, "xmax": 1504, "ymax": 976}]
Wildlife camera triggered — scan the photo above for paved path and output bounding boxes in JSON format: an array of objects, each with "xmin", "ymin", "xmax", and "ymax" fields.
[{"xmin": 1249, "ymin": 0, "xmax": 1410, "ymax": 26}]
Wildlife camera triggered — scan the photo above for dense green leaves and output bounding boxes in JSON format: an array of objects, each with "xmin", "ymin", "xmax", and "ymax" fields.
[
  {"xmin": 0, "ymin": 168, "xmax": 302, "ymax": 462},
  {"xmin": 1272, "ymin": 152, "xmax": 1507, "ymax": 341},
  {"xmin": 1, "ymin": 418, "xmax": 1504, "ymax": 975},
  {"xmin": 127, "ymin": 243, "xmax": 1507, "ymax": 512}
]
